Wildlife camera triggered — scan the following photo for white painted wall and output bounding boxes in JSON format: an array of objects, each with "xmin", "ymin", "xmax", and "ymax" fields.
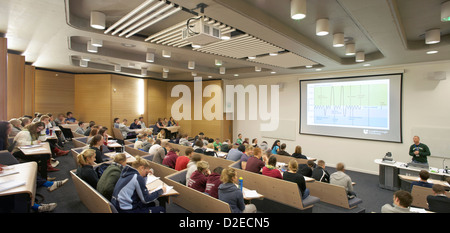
[{"xmin": 226, "ymin": 60, "xmax": 450, "ymax": 174}]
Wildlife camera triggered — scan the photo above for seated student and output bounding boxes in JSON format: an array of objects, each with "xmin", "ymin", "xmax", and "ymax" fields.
[
  {"xmin": 83, "ymin": 121, "xmax": 96, "ymax": 136},
  {"xmin": 76, "ymin": 149, "xmax": 99, "ymax": 189},
  {"xmin": 218, "ymin": 167, "xmax": 257, "ymax": 213},
  {"xmin": 86, "ymin": 126, "xmax": 100, "ymax": 144},
  {"xmin": 186, "ymin": 153, "xmax": 202, "ymax": 185},
  {"xmin": 175, "ymin": 147, "xmax": 193, "ymax": 171},
  {"xmin": 245, "ymin": 147, "xmax": 268, "ymax": 174},
  {"xmin": 236, "ymin": 133, "xmax": 243, "ymax": 145},
  {"xmin": 204, "ymin": 143, "xmax": 218, "ymax": 157},
  {"xmin": 187, "ymin": 161, "xmax": 211, "ymax": 192},
  {"xmin": 193, "ymin": 140, "xmax": 206, "ymax": 154},
  {"xmin": 178, "ymin": 134, "xmax": 191, "ymax": 146},
  {"xmin": 113, "ymin": 118, "xmax": 120, "ymax": 129},
  {"xmin": 311, "ymin": 160, "xmax": 330, "ymax": 183},
  {"xmin": 96, "ymin": 153, "xmax": 127, "ymax": 201},
  {"xmin": 213, "ymin": 138, "xmax": 222, "ymax": 151},
  {"xmin": 152, "ymin": 141, "xmax": 168, "ymax": 165},
  {"xmin": 130, "ymin": 119, "xmax": 141, "ymax": 129},
  {"xmin": 205, "ymin": 166, "xmax": 224, "ymax": 199},
  {"xmin": 155, "ymin": 118, "xmax": 165, "ymax": 133},
  {"xmin": 65, "ymin": 111, "xmax": 78, "ymax": 124},
  {"xmin": 427, "ymin": 184, "xmax": 450, "ymax": 213},
  {"xmin": 138, "ymin": 117, "xmax": 146, "ymax": 129},
  {"xmin": 330, "ymin": 163, "xmax": 356, "ymax": 199},
  {"xmin": 262, "ymin": 155, "xmax": 283, "ymax": 179},
  {"xmin": 111, "ymin": 156, "xmax": 166, "ymax": 213},
  {"xmin": 291, "ymin": 145, "xmax": 307, "ymax": 159},
  {"xmin": 277, "ymin": 143, "xmax": 290, "ymax": 156},
  {"xmin": 162, "ymin": 148, "xmax": 180, "ymax": 169},
  {"xmin": 220, "ymin": 139, "xmax": 231, "ymax": 153},
  {"xmin": 98, "ymin": 127, "xmax": 109, "ymax": 147},
  {"xmin": 242, "ymin": 138, "xmax": 249, "ymax": 145},
  {"xmin": 411, "ymin": 170, "xmax": 434, "ymax": 189},
  {"xmin": 259, "ymin": 141, "xmax": 269, "ymax": 153},
  {"xmin": 8, "ymin": 118, "xmax": 22, "ymax": 137},
  {"xmin": 251, "ymin": 138, "xmax": 258, "ymax": 148},
  {"xmin": 240, "ymin": 145, "xmax": 253, "ymax": 170},
  {"xmin": 134, "ymin": 134, "xmax": 148, "ymax": 150},
  {"xmin": 12, "ymin": 122, "xmax": 52, "ymax": 179},
  {"xmin": 53, "ymin": 113, "xmax": 65, "ymax": 126},
  {"xmin": 89, "ymin": 134, "xmax": 108, "ymax": 164},
  {"xmin": 118, "ymin": 119, "xmax": 136, "ymax": 139},
  {"xmin": 167, "ymin": 117, "xmax": 177, "ymax": 127},
  {"xmin": 226, "ymin": 144, "xmax": 245, "ymax": 161},
  {"xmin": 156, "ymin": 128, "xmax": 166, "ymax": 140},
  {"xmin": 381, "ymin": 190, "xmax": 413, "ymax": 213},
  {"xmin": 75, "ymin": 121, "xmax": 85, "ymax": 135},
  {"xmin": 283, "ymin": 159, "xmax": 310, "ymax": 200},
  {"xmin": 271, "ymin": 140, "xmax": 281, "ymax": 155},
  {"xmin": 298, "ymin": 160, "xmax": 315, "ymax": 177}
]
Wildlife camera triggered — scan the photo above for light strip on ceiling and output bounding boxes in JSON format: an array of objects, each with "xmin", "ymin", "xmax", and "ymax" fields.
[
  {"xmin": 112, "ymin": 0, "xmax": 166, "ymax": 36},
  {"xmin": 125, "ymin": 6, "xmax": 181, "ymax": 38},
  {"xmin": 119, "ymin": 2, "xmax": 172, "ymax": 37},
  {"xmin": 104, "ymin": 0, "xmax": 155, "ymax": 34}
]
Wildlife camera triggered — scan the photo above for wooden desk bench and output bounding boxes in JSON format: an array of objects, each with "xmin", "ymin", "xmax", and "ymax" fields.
[
  {"xmin": 306, "ymin": 180, "xmax": 362, "ymax": 209},
  {"xmin": 72, "ymin": 136, "xmax": 88, "ymax": 148}
]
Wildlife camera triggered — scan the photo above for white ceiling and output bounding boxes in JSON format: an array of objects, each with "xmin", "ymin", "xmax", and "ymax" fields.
[{"xmin": 0, "ymin": 0, "xmax": 449, "ymax": 81}]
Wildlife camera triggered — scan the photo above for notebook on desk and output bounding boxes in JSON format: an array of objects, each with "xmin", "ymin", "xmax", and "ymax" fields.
[{"xmin": 0, "ymin": 180, "xmax": 26, "ymax": 192}]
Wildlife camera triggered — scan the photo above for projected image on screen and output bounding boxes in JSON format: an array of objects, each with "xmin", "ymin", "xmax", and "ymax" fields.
[
  {"xmin": 300, "ymin": 74, "xmax": 402, "ymax": 143},
  {"xmin": 307, "ymin": 79, "xmax": 389, "ymax": 129}
]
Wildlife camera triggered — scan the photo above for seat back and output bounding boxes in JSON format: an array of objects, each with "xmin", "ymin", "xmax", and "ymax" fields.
[
  {"xmin": 59, "ymin": 126, "xmax": 74, "ymax": 139},
  {"xmin": 411, "ymin": 185, "xmax": 434, "ymax": 209},
  {"xmin": 307, "ymin": 180, "xmax": 362, "ymax": 209},
  {"xmin": 0, "ymin": 150, "xmax": 19, "ymax": 165},
  {"xmin": 112, "ymin": 127, "xmax": 124, "ymax": 140}
]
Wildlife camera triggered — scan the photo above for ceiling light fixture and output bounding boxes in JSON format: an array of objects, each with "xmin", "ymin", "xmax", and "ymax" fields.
[
  {"xmin": 87, "ymin": 41, "xmax": 98, "ymax": 53},
  {"xmin": 163, "ymin": 67, "xmax": 169, "ymax": 73},
  {"xmin": 442, "ymin": 1, "xmax": 450, "ymax": 22},
  {"xmin": 355, "ymin": 51, "xmax": 365, "ymax": 62},
  {"xmin": 316, "ymin": 68, "xmax": 322, "ymax": 71},
  {"xmin": 215, "ymin": 59, "xmax": 223, "ymax": 66},
  {"xmin": 426, "ymin": 50, "xmax": 439, "ymax": 54},
  {"xmin": 90, "ymin": 38, "xmax": 103, "ymax": 47},
  {"xmin": 192, "ymin": 43, "xmax": 202, "ymax": 48},
  {"xmin": 363, "ymin": 64, "xmax": 371, "ymax": 67},
  {"xmin": 192, "ymin": 72, "xmax": 197, "ymax": 76},
  {"xmin": 81, "ymin": 56, "xmax": 90, "ymax": 61},
  {"xmin": 221, "ymin": 32, "xmax": 231, "ymax": 40},
  {"xmin": 345, "ymin": 43, "xmax": 355, "ymax": 56},
  {"xmin": 141, "ymin": 68, "xmax": 148, "ymax": 76},
  {"xmin": 219, "ymin": 67, "xmax": 226, "ymax": 74},
  {"xmin": 290, "ymin": 0, "xmax": 306, "ymax": 20},
  {"xmin": 79, "ymin": 60, "xmax": 88, "ymax": 67},
  {"xmin": 269, "ymin": 52, "xmax": 278, "ymax": 56},
  {"xmin": 208, "ymin": 76, "xmax": 213, "ymax": 79},
  {"xmin": 163, "ymin": 72, "xmax": 168, "ymax": 79},
  {"xmin": 162, "ymin": 50, "xmax": 171, "ymax": 58},
  {"xmin": 114, "ymin": 65, "xmax": 121, "ymax": 72},
  {"xmin": 305, "ymin": 65, "xmax": 313, "ymax": 68},
  {"xmin": 333, "ymin": 33, "xmax": 345, "ymax": 47},
  {"xmin": 271, "ymin": 71, "xmax": 277, "ymax": 74},
  {"xmin": 188, "ymin": 61, "xmax": 195, "ymax": 70},
  {"xmin": 316, "ymin": 18, "xmax": 329, "ymax": 36},
  {"xmin": 90, "ymin": 11, "xmax": 106, "ymax": 30},
  {"xmin": 146, "ymin": 53, "xmax": 155, "ymax": 62},
  {"xmin": 234, "ymin": 74, "xmax": 239, "ymax": 77},
  {"xmin": 425, "ymin": 29, "xmax": 440, "ymax": 44},
  {"xmin": 248, "ymin": 56, "xmax": 256, "ymax": 60},
  {"xmin": 255, "ymin": 66, "xmax": 261, "ymax": 72}
]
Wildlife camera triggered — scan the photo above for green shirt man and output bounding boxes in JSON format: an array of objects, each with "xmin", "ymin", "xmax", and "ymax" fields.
[{"xmin": 408, "ymin": 136, "xmax": 431, "ymax": 164}]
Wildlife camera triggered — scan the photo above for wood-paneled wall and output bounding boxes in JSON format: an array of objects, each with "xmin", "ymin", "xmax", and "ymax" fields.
[
  {"xmin": 0, "ymin": 38, "xmax": 7, "ymax": 121},
  {"xmin": 34, "ymin": 69, "xmax": 74, "ymax": 116},
  {"xmin": 6, "ymin": 53, "xmax": 25, "ymax": 120}
]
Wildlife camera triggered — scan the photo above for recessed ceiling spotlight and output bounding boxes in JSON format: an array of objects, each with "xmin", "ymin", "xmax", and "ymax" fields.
[
  {"xmin": 163, "ymin": 67, "xmax": 169, "ymax": 73},
  {"xmin": 208, "ymin": 76, "xmax": 213, "ymax": 79},
  {"xmin": 219, "ymin": 67, "xmax": 226, "ymax": 74},
  {"xmin": 290, "ymin": 0, "xmax": 306, "ymax": 20},
  {"xmin": 192, "ymin": 43, "xmax": 202, "ymax": 48},
  {"xmin": 234, "ymin": 74, "xmax": 239, "ymax": 77},
  {"xmin": 141, "ymin": 68, "xmax": 147, "ymax": 76},
  {"xmin": 81, "ymin": 56, "xmax": 90, "ymax": 61},
  {"xmin": 316, "ymin": 18, "xmax": 329, "ymax": 36},
  {"xmin": 192, "ymin": 72, "xmax": 197, "ymax": 76},
  {"xmin": 248, "ymin": 56, "xmax": 256, "ymax": 60},
  {"xmin": 305, "ymin": 65, "xmax": 313, "ymax": 68},
  {"xmin": 221, "ymin": 32, "xmax": 231, "ymax": 40},
  {"xmin": 363, "ymin": 64, "xmax": 371, "ymax": 67},
  {"xmin": 315, "ymin": 68, "xmax": 322, "ymax": 71},
  {"xmin": 114, "ymin": 65, "xmax": 121, "ymax": 72},
  {"xmin": 121, "ymin": 43, "xmax": 136, "ymax": 48},
  {"xmin": 215, "ymin": 59, "xmax": 223, "ymax": 66},
  {"xmin": 163, "ymin": 72, "xmax": 168, "ymax": 79},
  {"xmin": 426, "ymin": 50, "xmax": 439, "ymax": 54},
  {"xmin": 255, "ymin": 66, "xmax": 262, "ymax": 72},
  {"xmin": 188, "ymin": 61, "xmax": 195, "ymax": 70},
  {"xmin": 271, "ymin": 71, "xmax": 277, "ymax": 74},
  {"xmin": 269, "ymin": 52, "xmax": 278, "ymax": 56},
  {"xmin": 79, "ymin": 60, "xmax": 88, "ymax": 67}
]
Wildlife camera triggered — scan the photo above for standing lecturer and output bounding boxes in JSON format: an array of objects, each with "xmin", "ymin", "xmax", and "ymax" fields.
[{"xmin": 408, "ymin": 136, "xmax": 431, "ymax": 164}]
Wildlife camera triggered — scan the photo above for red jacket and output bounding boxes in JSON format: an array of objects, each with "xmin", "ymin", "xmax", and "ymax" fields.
[
  {"xmin": 162, "ymin": 150, "xmax": 178, "ymax": 169},
  {"xmin": 187, "ymin": 170, "xmax": 208, "ymax": 192},
  {"xmin": 205, "ymin": 172, "xmax": 221, "ymax": 198},
  {"xmin": 262, "ymin": 166, "xmax": 282, "ymax": 179}
]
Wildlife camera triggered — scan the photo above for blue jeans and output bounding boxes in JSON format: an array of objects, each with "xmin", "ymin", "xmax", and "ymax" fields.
[{"xmin": 302, "ymin": 188, "xmax": 310, "ymax": 200}]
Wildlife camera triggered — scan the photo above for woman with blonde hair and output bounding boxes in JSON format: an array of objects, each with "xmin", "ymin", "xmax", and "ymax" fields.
[
  {"xmin": 218, "ymin": 167, "xmax": 257, "ymax": 213},
  {"xmin": 111, "ymin": 156, "xmax": 166, "ymax": 213},
  {"xmin": 76, "ymin": 149, "xmax": 99, "ymax": 188},
  {"xmin": 283, "ymin": 159, "xmax": 310, "ymax": 199},
  {"xmin": 187, "ymin": 160, "xmax": 211, "ymax": 192},
  {"xmin": 8, "ymin": 118, "xmax": 22, "ymax": 137}
]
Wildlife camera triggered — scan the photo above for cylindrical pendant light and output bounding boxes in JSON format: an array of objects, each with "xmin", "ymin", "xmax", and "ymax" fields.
[
  {"xmin": 316, "ymin": 18, "xmax": 329, "ymax": 36},
  {"xmin": 188, "ymin": 61, "xmax": 195, "ymax": 70},
  {"xmin": 291, "ymin": 0, "xmax": 306, "ymax": 20},
  {"xmin": 255, "ymin": 66, "xmax": 261, "ymax": 72},
  {"xmin": 162, "ymin": 72, "xmax": 168, "ymax": 79},
  {"xmin": 219, "ymin": 67, "xmax": 226, "ymax": 74},
  {"xmin": 215, "ymin": 59, "xmax": 223, "ymax": 66},
  {"xmin": 146, "ymin": 53, "xmax": 155, "ymax": 62},
  {"xmin": 80, "ymin": 60, "xmax": 88, "ymax": 67},
  {"xmin": 425, "ymin": 29, "xmax": 440, "ymax": 44},
  {"xmin": 355, "ymin": 51, "xmax": 365, "ymax": 62},
  {"xmin": 333, "ymin": 33, "xmax": 345, "ymax": 47},
  {"xmin": 114, "ymin": 65, "xmax": 121, "ymax": 72},
  {"xmin": 87, "ymin": 41, "xmax": 98, "ymax": 53},
  {"xmin": 162, "ymin": 50, "xmax": 171, "ymax": 58},
  {"xmin": 90, "ymin": 11, "xmax": 106, "ymax": 30},
  {"xmin": 345, "ymin": 43, "xmax": 355, "ymax": 56},
  {"xmin": 163, "ymin": 67, "xmax": 169, "ymax": 73},
  {"xmin": 90, "ymin": 38, "xmax": 103, "ymax": 47},
  {"xmin": 141, "ymin": 68, "xmax": 147, "ymax": 76}
]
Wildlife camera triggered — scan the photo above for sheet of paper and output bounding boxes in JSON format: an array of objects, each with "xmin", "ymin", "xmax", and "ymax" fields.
[
  {"xmin": 0, "ymin": 170, "xmax": 19, "ymax": 177},
  {"xmin": 0, "ymin": 180, "xmax": 26, "ymax": 192},
  {"xmin": 146, "ymin": 175, "xmax": 160, "ymax": 184},
  {"xmin": 243, "ymin": 190, "xmax": 261, "ymax": 198}
]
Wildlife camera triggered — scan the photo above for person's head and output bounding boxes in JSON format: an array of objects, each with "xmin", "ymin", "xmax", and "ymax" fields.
[
  {"xmin": 238, "ymin": 133, "xmax": 242, "ymax": 139},
  {"xmin": 393, "ymin": 190, "xmax": 413, "ymax": 208},
  {"xmin": 336, "ymin": 163, "xmax": 345, "ymax": 172},
  {"xmin": 21, "ymin": 117, "xmax": 31, "ymax": 127},
  {"xmin": 9, "ymin": 118, "xmax": 21, "ymax": 128},
  {"xmin": 114, "ymin": 118, "xmax": 120, "ymax": 124},
  {"xmin": 77, "ymin": 149, "xmax": 96, "ymax": 166},
  {"xmin": 133, "ymin": 119, "xmax": 138, "ymax": 124},
  {"xmin": 268, "ymin": 155, "xmax": 277, "ymax": 167},
  {"xmin": 413, "ymin": 135, "xmax": 420, "ymax": 144},
  {"xmin": 66, "ymin": 112, "xmax": 73, "ymax": 118},
  {"xmin": 0, "ymin": 121, "xmax": 12, "ymax": 142},
  {"xmin": 89, "ymin": 134, "xmax": 104, "ymax": 147},
  {"xmin": 122, "ymin": 119, "xmax": 128, "ymax": 124},
  {"xmin": 198, "ymin": 132, "xmax": 204, "ymax": 137},
  {"xmin": 207, "ymin": 143, "xmax": 214, "ymax": 150},
  {"xmin": 154, "ymin": 139, "xmax": 161, "ymax": 145},
  {"xmin": 280, "ymin": 143, "xmax": 287, "ymax": 151},
  {"xmin": 317, "ymin": 160, "xmax": 326, "ymax": 169},
  {"xmin": 78, "ymin": 121, "xmax": 84, "ymax": 127},
  {"xmin": 307, "ymin": 160, "xmax": 315, "ymax": 168},
  {"xmin": 89, "ymin": 127, "xmax": 99, "ymax": 137},
  {"xmin": 191, "ymin": 153, "xmax": 202, "ymax": 163},
  {"xmin": 272, "ymin": 140, "xmax": 280, "ymax": 149},
  {"xmin": 169, "ymin": 117, "xmax": 174, "ymax": 121},
  {"xmin": 113, "ymin": 153, "xmax": 128, "ymax": 166},
  {"xmin": 160, "ymin": 129, "xmax": 165, "ymax": 135},
  {"xmin": 253, "ymin": 147, "xmax": 262, "ymax": 158},
  {"xmin": 26, "ymin": 122, "xmax": 45, "ymax": 135},
  {"xmin": 89, "ymin": 121, "xmax": 96, "ymax": 128},
  {"xmin": 213, "ymin": 166, "xmax": 224, "ymax": 175},
  {"xmin": 221, "ymin": 167, "xmax": 238, "ymax": 184},
  {"xmin": 288, "ymin": 159, "xmax": 298, "ymax": 172},
  {"xmin": 215, "ymin": 138, "xmax": 220, "ymax": 143},
  {"xmin": 98, "ymin": 127, "xmax": 108, "ymax": 137},
  {"xmin": 39, "ymin": 115, "xmax": 50, "ymax": 124},
  {"xmin": 195, "ymin": 139, "xmax": 203, "ymax": 147},
  {"xmin": 185, "ymin": 147, "xmax": 194, "ymax": 157},
  {"xmin": 131, "ymin": 156, "xmax": 152, "ymax": 177},
  {"xmin": 46, "ymin": 113, "xmax": 54, "ymax": 121},
  {"xmin": 238, "ymin": 144, "xmax": 246, "ymax": 153},
  {"xmin": 170, "ymin": 148, "xmax": 180, "ymax": 155},
  {"xmin": 245, "ymin": 145, "xmax": 254, "ymax": 156},
  {"xmin": 432, "ymin": 184, "xmax": 446, "ymax": 195},
  {"xmin": 418, "ymin": 170, "xmax": 430, "ymax": 181},
  {"xmin": 295, "ymin": 145, "xmax": 302, "ymax": 154},
  {"xmin": 57, "ymin": 113, "xmax": 65, "ymax": 121},
  {"xmin": 182, "ymin": 133, "xmax": 188, "ymax": 139},
  {"xmin": 139, "ymin": 116, "xmax": 144, "ymax": 121},
  {"xmin": 196, "ymin": 160, "xmax": 209, "ymax": 173},
  {"xmin": 252, "ymin": 138, "xmax": 258, "ymax": 144}
]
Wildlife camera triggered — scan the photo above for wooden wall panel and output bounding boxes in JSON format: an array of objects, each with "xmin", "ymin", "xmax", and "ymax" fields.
[
  {"xmin": 23, "ymin": 65, "xmax": 35, "ymax": 116},
  {"xmin": 6, "ymin": 53, "xmax": 25, "ymax": 120},
  {"xmin": 0, "ymin": 38, "xmax": 7, "ymax": 121},
  {"xmin": 74, "ymin": 74, "xmax": 112, "ymax": 133},
  {"xmin": 34, "ymin": 69, "xmax": 74, "ymax": 116},
  {"xmin": 111, "ymin": 75, "xmax": 147, "ymax": 126},
  {"xmin": 147, "ymin": 79, "xmax": 167, "ymax": 126}
]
